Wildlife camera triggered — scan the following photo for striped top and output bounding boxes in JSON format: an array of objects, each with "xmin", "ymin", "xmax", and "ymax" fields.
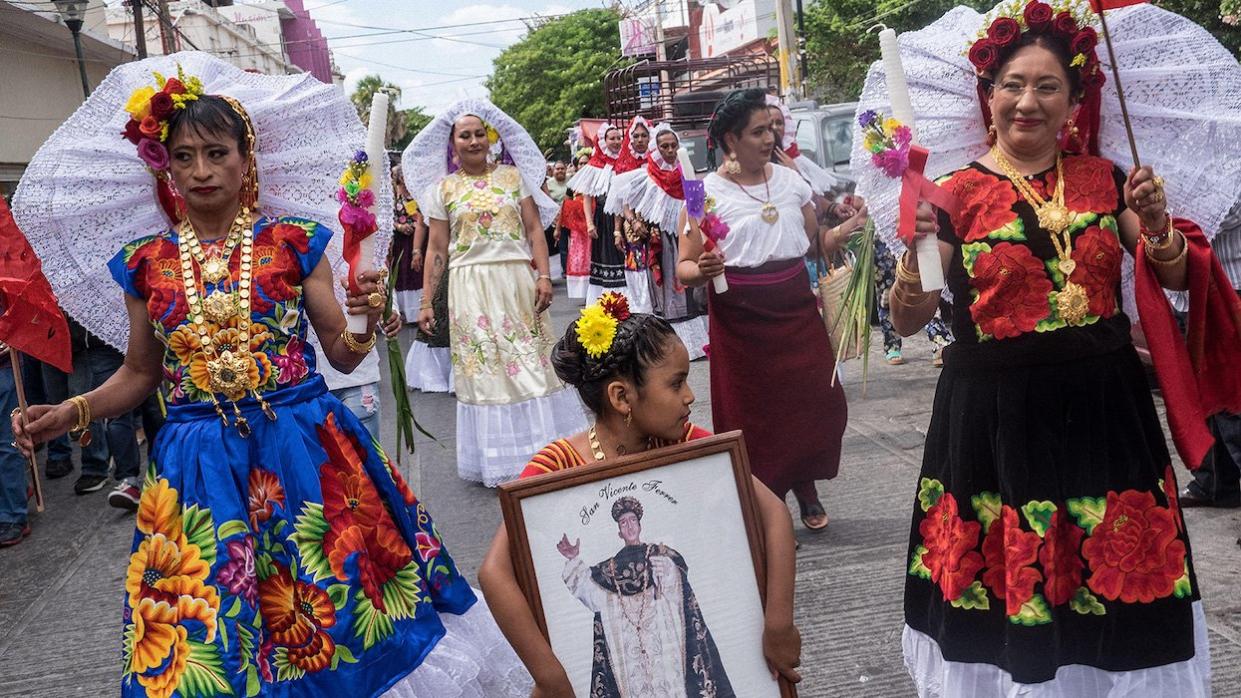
[{"xmin": 519, "ymin": 423, "xmax": 712, "ymax": 479}]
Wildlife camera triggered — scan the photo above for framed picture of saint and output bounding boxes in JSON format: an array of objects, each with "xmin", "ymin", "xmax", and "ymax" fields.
[{"xmin": 498, "ymin": 432, "xmax": 794, "ymax": 698}]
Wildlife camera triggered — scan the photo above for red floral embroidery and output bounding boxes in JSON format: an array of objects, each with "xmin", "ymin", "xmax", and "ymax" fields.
[
  {"xmin": 257, "ymin": 561, "xmax": 336, "ymax": 673},
  {"xmin": 944, "ymin": 168, "xmax": 1019, "ymax": 242},
  {"xmin": 1040, "ymin": 510, "xmax": 1086, "ymax": 606},
  {"xmin": 1081, "ymin": 490, "xmax": 1186, "ymax": 603},
  {"xmin": 919, "ymin": 493, "xmax": 984, "ymax": 601},
  {"xmin": 132, "ymin": 239, "xmax": 189, "ymax": 328},
  {"xmin": 317, "ymin": 414, "xmax": 413, "ymax": 612},
  {"xmin": 247, "ymin": 468, "xmax": 286, "ymax": 529},
  {"xmin": 981, "ymin": 506, "xmax": 1043, "ymax": 615},
  {"xmin": 1053, "ymin": 155, "xmax": 1119, "ymax": 214},
  {"xmin": 969, "ymin": 242, "xmax": 1053, "ymax": 338},
  {"xmin": 1068, "ymin": 226, "xmax": 1122, "ymax": 318},
  {"xmin": 248, "ymin": 239, "xmax": 300, "ymax": 315}
]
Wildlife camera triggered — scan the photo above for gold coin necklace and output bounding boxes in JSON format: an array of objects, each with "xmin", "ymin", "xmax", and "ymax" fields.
[
  {"xmin": 990, "ymin": 147, "xmax": 1089, "ymax": 326},
  {"xmin": 728, "ymin": 167, "xmax": 779, "ymax": 224},
  {"xmin": 178, "ymin": 208, "xmax": 276, "ymax": 436}
]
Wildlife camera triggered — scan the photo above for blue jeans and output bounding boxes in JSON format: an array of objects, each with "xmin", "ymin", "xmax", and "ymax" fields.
[
  {"xmin": 70, "ymin": 346, "xmax": 140, "ymax": 481},
  {"xmin": 331, "ymin": 383, "xmax": 381, "ymax": 437},
  {"xmin": 39, "ymin": 361, "xmax": 72, "ymax": 461},
  {"xmin": 0, "ymin": 367, "xmax": 28, "ymax": 525}
]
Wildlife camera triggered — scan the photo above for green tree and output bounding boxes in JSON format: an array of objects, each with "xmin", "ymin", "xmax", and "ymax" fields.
[
  {"xmin": 350, "ymin": 74, "xmax": 407, "ymax": 149},
  {"xmin": 486, "ymin": 8, "xmax": 628, "ymax": 154},
  {"xmin": 393, "ymin": 107, "xmax": 433, "ymax": 151}
]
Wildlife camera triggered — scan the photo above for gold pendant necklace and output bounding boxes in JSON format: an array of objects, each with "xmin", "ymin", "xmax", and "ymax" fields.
[{"xmin": 991, "ymin": 147, "xmax": 1088, "ymax": 326}]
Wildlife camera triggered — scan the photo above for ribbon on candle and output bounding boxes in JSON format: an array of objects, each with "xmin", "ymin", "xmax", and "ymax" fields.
[
  {"xmin": 898, "ymin": 145, "xmax": 959, "ymax": 247},
  {"xmin": 684, "ymin": 180, "xmax": 706, "ymax": 218}
]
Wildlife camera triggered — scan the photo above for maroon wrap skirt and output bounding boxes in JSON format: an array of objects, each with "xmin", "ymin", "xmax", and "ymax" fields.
[{"xmin": 707, "ymin": 259, "xmax": 847, "ymax": 498}]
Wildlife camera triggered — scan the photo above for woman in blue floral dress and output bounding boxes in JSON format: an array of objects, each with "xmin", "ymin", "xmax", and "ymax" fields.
[{"xmin": 12, "ymin": 66, "xmax": 529, "ymax": 697}]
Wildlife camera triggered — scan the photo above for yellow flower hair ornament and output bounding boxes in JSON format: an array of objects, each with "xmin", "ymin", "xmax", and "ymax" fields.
[{"xmin": 575, "ymin": 292, "xmax": 631, "ymax": 358}]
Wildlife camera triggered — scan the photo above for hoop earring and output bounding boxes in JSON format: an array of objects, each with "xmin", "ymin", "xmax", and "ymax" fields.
[{"xmin": 725, "ymin": 152, "xmax": 741, "ymax": 175}]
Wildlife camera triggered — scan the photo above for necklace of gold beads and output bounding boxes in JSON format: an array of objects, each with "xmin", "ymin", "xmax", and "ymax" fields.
[
  {"xmin": 989, "ymin": 147, "xmax": 1089, "ymax": 326},
  {"xmin": 177, "ymin": 207, "xmax": 276, "ymax": 436}
]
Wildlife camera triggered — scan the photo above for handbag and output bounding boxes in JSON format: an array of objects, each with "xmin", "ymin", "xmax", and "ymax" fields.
[{"xmin": 816, "ymin": 239, "xmax": 862, "ymax": 361}]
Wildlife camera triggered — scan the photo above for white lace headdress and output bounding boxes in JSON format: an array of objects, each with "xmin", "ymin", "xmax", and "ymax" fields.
[
  {"xmin": 852, "ymin": 1, "xmax": 1241, "ymax": 255},
  {"xmin": 401, "ymin": 98, "xmax": 558, "ymax": 228},
  {"xmin": 12, "ymin": 51, "xmax": 389, "ymax": 351}
]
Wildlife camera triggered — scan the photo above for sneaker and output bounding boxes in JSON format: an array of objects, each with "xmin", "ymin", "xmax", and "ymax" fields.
[
  {"xmin": 886, "ymin": 349, "xmax": 905, "ymax": 366},
  {"xmin": 45, "ymin": 457, "xmax": 73, "ymax": 479},
  {"xmin": 0, "ymin": 522, "xmax": 31, "ymax": 548},
  {"xmin": 108, "ymin": 481, "xmax": 141, "ymax": 511},
  {"xmin": 74, "ymin": 475, "xmax": 108, "ymax": 495}
]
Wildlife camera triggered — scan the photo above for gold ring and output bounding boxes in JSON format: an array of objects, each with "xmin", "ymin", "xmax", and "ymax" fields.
[
  {"xmin": 367, "ymin": 292, "xmax": 385, "ymax": 308},
  {"xmin": 1153, "ymin": 175, "xmax": 1165, "ymax": 189}
]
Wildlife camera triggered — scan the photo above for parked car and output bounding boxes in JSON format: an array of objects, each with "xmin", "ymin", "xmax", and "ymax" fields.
[{"xmin": 788, "ymin": 101, "xmax": 858, "ymax": 194}]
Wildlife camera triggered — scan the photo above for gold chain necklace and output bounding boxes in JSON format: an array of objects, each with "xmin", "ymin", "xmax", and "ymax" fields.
[
  {"xmin": 177, "ymin": 208, "xmax": 276, "ymax": 435},
  {"xmin": 588, "ymin": 425, "xmax": 606, "ymax": 461},
  {"xmin": 191, "ymin": 220, "xmax": 245, "ymax": 284},
  {"xmin": 727, "ymin": 167, "xmax": 779, "ymax": 224},
  {"xmin": 989, "ymin": 147, "xmax": 1089, "ymax": 326}
]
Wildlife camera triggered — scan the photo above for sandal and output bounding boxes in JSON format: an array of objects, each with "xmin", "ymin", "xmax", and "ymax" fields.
[
  {"xmin": 797, "ymin": 497, "xmax": 829, "ymax": 533},
  {"xmin": 886, "ymin": 349, "xmax": 905, "ymax": 365}
]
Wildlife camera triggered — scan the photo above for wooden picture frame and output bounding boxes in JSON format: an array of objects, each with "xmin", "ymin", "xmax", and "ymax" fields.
[{"xmin": 498, "ymin": 431, "xmax": 796, "ymax": 698}]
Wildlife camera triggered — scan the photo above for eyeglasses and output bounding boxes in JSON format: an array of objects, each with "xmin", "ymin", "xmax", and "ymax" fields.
[{"xmin": 994, "ymin": 81, "xmax": 1066, "ymax": 100}]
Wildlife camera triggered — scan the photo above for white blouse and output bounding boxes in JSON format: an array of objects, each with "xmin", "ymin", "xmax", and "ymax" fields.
[{"xmin": 703, "ymin": 164, "xmax": 813, "ymax": 269}]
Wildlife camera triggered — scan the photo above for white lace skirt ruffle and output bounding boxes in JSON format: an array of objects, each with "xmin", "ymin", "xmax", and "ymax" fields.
[
  {"xmin": 382, "ymin": 589, "xmax": 533, "ymax": 698},
  {"xmin": 404, "ymin": 341, "xmax": 454, "ymax": 393},
  {"xmin": 671, "ymin": 316, "xmax": 709, "ymax": 360},
  {"xmin": 901, "ymin": 600, "xmax": 1212, "ymax": 698},
  {"xmin": 456, "ymin": 387, "xmax": 587, "ymax": 486},
  {"xmin": 567, "ymin": 274, "xmax": 589, "ymax": 299},
  {"xmin": 586, "ymin": 280, "xmax": 631, "ymax": 307},
  {"xmin": 624, "ymin": 270, "xmax": 654, "ymax": 314},
  {"xmin": 395, "ymin": 289, "xmax": 422, "ymax": 323}
]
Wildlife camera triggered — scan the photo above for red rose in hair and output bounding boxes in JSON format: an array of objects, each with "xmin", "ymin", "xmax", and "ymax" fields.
[
  {"xmin": 1023, "ymin": 1, "xmax": 1054, "ymax": 32},
  {"xmin": 122, "ymin": 119, "xmax": 143, "ymax": 145},
  {"xmin": 138, "ymin": 115, "xmax": 162, "ymax": 140},
  {"xmin": 148, "ymin": 91, "xmax": 175, "ymax": 120},
  {"xmin": 1083, "ymin": 61, "xmax": 1106, "ymax": 89},
  {"xmin": 1070, "ymin": 226, "xmax": 1123, "ymax": 318},
  {"xmin": 919, "ymin": 493, "xmax": 984, "ymax": 602},
  {"xmin": 969, "ymin": 242, "xmax": 1053, "ymax": 339},
  {"xmin": 987, "ymin": 17, "xmax": 1021, "ymax": 47},
  {"xmin": 1070, "ymin": 27, "xmax": 1098, "ymax": 56},
  {"xmin": 1082, "ymin": 490, "xmax": 1186, "ymax": 603},
  {"xmin": 980, "ymin": 506, "xmax": 1043, "ymax": 616},
  {"xmin": 162, "ymin": 77, "xmax": 185, "ymax": 95},
  {"xmin": 1053, "ymin": 11, "xmax": 1079, "ymax": 36},
  {"xmin": 969, "ymin": 38, "xmax": 1000, "ymax": 72},
  {"xmin": 1040, "ymin": 510, "xmax": 1086, "ymax": 606}
]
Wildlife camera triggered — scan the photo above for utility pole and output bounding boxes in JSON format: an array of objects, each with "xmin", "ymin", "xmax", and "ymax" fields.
[
  {"xmin": 775, "ymin": 0, "xmax": 803, "ymax": 100},
  {"xmin": 157, "ymin": 0, "xmax": 176, "ymax": 54},
  {"xmin": 130, "ymin": 0, "xmax": 147, "ymax": 58},
  {"xmin": 653, "ymin": 0, "xmax": 670, "ymax": 120}
]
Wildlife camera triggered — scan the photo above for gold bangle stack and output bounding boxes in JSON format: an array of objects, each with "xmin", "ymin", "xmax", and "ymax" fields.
[
  {"xmin": 1144, "ymin": 229, "xmax": 1188, "ymax": 268},
  {"xmin": 341, "ymin": 329, "xmax": 377, "ymax": 354},
  {"xmin": 66, "ymin": 395, "xmax": 93, "ymax": 446}
]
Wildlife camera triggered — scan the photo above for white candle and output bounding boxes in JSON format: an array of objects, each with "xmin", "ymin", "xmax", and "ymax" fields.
[
  {"xmin": 678, "ymin": 147, "xmax": 728, "ymax": 294},
  {"xmin": 346, "ymin": 91, "xmax": 389, "ymax": 334},
  {"xmin": 879, "ymin": 28, "xmax": 944, "ymax": 292}
]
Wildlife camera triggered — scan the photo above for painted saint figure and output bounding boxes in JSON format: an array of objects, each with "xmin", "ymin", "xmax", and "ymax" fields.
[{"xmin": 557, "ymin": 495, "xmax": 734, "ymax": 698}]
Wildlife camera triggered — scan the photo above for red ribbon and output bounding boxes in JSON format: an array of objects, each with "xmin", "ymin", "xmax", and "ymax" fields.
[
  {"xmin": 339, "ymin": 214, "xmax": 378, "ymax": 295},
  {"xmin": 898, "ymin": 145, "xmax": 960, "ymax": 246},
  {"xmin": 785, "ymin": 143, "xmax": 801, "ymax": 159}
]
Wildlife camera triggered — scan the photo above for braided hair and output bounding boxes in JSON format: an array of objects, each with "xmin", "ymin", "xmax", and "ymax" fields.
[
  {"xmin": 707, "ymin": 88, "xmax": 768, "ymax": 165},
  {"xmin": 552, "ymin": 312, "xmax": 678, "ymax": 416}
]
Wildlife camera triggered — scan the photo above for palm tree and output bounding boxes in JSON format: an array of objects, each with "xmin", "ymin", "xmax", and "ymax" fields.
[{"xmin": 350, "ymin": 75, "xmax": 408, "ymax": 150}]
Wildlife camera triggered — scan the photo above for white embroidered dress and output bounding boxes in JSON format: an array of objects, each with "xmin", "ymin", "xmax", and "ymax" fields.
[{"xmin": 422, "ymin": 164, "xmax": 587, "ymax": 485}]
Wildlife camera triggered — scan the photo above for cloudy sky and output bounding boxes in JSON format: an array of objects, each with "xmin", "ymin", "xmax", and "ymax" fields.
[{"xmin": 289, "ymin": 0, "xmax": 611, "ymax": 114}]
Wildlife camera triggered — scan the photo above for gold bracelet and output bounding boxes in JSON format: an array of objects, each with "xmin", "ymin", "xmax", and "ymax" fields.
[
  {"xmin": 895, "ymin": 255, "xmax": 922, "ymax": 286},
  {"xmin": 1142, "ymin": 217, "xmax": 1176, "ymax": 252},
  {"xmin": 67, "ymin": 395, "xmax": 91, "ymax": 432},
  {"xmin": 891, "ymin": 285, "xmax": 934, "ymax": 307},
  {"xmin": 340, "ymin": 329, "xmax": 377, "ymax": 354},
  {"xmin": 1144, "ymin": 229, "xmax": 1188, "ymax": 267}
]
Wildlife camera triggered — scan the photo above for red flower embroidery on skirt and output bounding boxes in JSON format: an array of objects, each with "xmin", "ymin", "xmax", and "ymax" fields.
[
  {"xmin": 981, "ymin": 506, "xmax": 1043, "ymax": 615},
  {"xmin": 257, "ymin": 562, "xmax": 336, "ymax": 673},
  {"xmin": 1081, "ymin": 490, "xmax": 1186, "ymax": 603},
  {"xmin": 1040, "ymin": 510, "xmax": 1086, "ymax": 606},
  {"xmin": 1069, "ymin": 226, "xmax": 1123, "ymax": 318},
  {"xmin": 944, "ymin": 168, "xmax": 1019, "ymax": 242},
  {"xmin": 919, "ymin": 493, "xmax": 984, "ymax": 601},
  {"xmin": 969, "ymin": 242, "xmax": 1053, "ymax": 338},
  {"xmin": 247, "ymin": 468, "xmax": 286, "ymax": 529}
]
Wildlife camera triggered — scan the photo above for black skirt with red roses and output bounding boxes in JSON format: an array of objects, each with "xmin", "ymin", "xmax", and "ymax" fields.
[
  {"xmin": 904, "ymin": 156, "xmax": 1202, "ymax": 685},
  {"xmin": 903, "ymin": 315, "xmax": 1202, "ymax": 684}
]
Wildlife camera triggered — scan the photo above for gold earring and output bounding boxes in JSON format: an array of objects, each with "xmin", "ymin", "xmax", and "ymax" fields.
[
  {"xmin": 624, "ymin": 411, "xmax": 633, "ymax": 427},
  {"xmin": 986, "ymin": 124, "xmax": 997, "ymax": 146},
  {"xmin": 725, "ymin": 152, "xmax": 741, "ymax": 175}
]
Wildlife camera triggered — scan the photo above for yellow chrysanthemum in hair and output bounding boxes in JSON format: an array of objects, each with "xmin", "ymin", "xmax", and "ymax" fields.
[{"xmin": 576, "ymin": 304, "xmax": 618, "ymax": 358}]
